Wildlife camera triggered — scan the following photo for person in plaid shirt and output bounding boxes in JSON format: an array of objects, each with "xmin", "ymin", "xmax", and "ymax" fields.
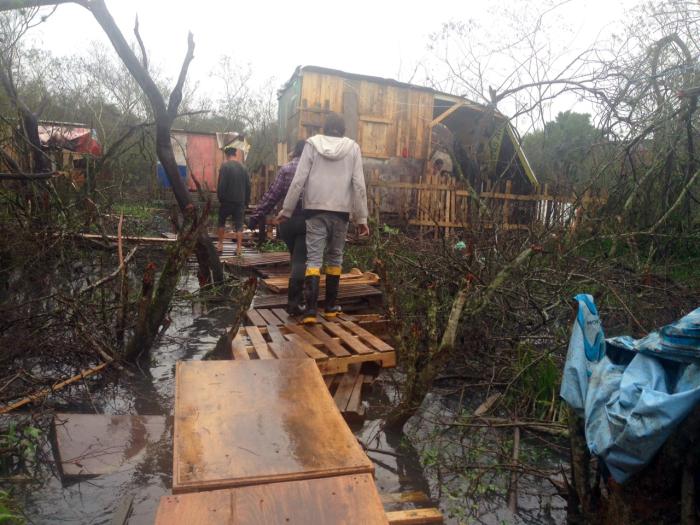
[{"xmin": 248, "ymin": 140, "xmax": 307, "ymax": 315}]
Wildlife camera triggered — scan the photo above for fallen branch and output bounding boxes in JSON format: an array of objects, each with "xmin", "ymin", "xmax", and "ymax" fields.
[
  {"xmin": 0, "ymin": 361, "xmax": 111, "ymax": 414},
  {"xmin": 79, "ymin": 246, "xmax": 137, "ymax": 294}
]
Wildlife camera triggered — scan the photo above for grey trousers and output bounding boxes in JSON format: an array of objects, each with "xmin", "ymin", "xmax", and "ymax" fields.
[{"xmin": 305, "ymin": 212, "xmax": 349, "ymax": 270}]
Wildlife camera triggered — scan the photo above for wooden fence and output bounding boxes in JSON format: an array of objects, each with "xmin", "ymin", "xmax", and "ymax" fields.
[
  {"xmin": 367, "ymin": 172, "xmax": 603, "ymax": 237},
  {"xmin": 248, "ymin": 168, "xmax": 603, "ymax": 238}
]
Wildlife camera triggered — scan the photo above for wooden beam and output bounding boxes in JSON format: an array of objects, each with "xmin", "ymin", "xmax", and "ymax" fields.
[
  {"xmin": 429, "ymin": 102, "xmax": 465, "ymax": 128},
  {"xmin": 386, "ymin": 508, "xmax": 444, "ymax": 524}
]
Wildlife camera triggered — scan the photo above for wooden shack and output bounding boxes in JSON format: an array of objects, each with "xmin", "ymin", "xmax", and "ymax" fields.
[{"xmin": 276, "ymin": 66, "xmax": 557, "ymax": 234}]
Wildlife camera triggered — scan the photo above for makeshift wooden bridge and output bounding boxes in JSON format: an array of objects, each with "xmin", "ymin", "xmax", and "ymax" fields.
[{"xmin": 151, "ymin": 246, "xmax": 442, "ymax": 524}]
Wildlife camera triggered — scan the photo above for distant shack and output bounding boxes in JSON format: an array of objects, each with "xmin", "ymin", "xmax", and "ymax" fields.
[{"xmin": 276, "ymin": 66, "xmax": 562, "ymax": 234}]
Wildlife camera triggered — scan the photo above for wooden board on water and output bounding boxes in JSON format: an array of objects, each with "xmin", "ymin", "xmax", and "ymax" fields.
[
  {"xmin": 173, "ymin": 359, "xmax": 373, "ymax": 493},
  {"xmin": 156, "ymin": 473, "xmax": 388, "ymax": 524},
  {"xmin": 53, "ymin": 413, "xmax": 166, "ymax": 477}
]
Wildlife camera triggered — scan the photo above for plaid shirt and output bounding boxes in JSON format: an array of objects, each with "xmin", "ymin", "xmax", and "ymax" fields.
[{"xmin": 248, "ymin": 158, "xmax": 302, "ymax": 229}]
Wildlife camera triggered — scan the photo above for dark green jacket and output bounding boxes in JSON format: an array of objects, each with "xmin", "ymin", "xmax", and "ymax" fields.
[{"xmin": 217, "ymin": 160, "xmax": 250, "ymax": 204}]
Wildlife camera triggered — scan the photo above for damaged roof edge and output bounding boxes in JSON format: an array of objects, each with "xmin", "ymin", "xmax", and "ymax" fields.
[
  {"xmin": 279, "ymin": 64, "xmax": 488, "ymax": 110},
  {"xmin": 506, "ymin": 123, "xmax": 539, "ymax": 187}
]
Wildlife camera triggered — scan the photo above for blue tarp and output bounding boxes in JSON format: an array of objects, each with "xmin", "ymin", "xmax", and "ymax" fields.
[
  {"xmin": 560, "ymin": 294, "xmax": 700, "ymax": 483},
  {"xmin": 156, "ymin": 163, "xmax": 187, "ymax": 188}
]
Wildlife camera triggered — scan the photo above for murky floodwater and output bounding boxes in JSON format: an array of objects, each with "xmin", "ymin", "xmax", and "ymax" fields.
[
  {"xmin": 16, "ymin": 265, "xmax": 565, "ymax": 524},
  {"xmin": 16, "ymin": 267, "xmax": 430, "ymax": 524}
]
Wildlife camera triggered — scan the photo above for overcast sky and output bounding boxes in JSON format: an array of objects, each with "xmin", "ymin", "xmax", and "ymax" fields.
[{"xmin": 28, "ymin": 0, "xmax": 645, "ymax": 124}]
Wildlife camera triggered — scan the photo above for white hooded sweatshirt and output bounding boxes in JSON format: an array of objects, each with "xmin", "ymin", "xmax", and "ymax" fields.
[{"xmin": 281, "ymin": 135, "xmax": 368, "ymax": 224}]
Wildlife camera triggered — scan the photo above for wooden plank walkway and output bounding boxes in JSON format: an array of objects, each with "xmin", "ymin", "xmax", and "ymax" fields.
[
  {"xmin": 173, "ymin": 359, "xmax": 373, "ymax": 494},
  {"xmin": 325, "ymin": 364, "xmax": 368, "ymax": 423},
  {"xmin": 253, "ymin": 283, "xmax": 381, "ymax": 309},
  {"xmin": 164, "ymin": 249, "xmax": 443, "ymax": 523},
  {"xmin": 156, "ymin": 473, "xmax": 389, "ymax": 524},
  {"xmin": 222, "ymin": 251, "xmax": 291, "ymax": 268},
  {"xmin": 261, "ymin": 269, "xmax": 380, "ymax": 293},
  {"xmin": 232, "ymin": 317, "xmax": 395, "ymax": 375}
]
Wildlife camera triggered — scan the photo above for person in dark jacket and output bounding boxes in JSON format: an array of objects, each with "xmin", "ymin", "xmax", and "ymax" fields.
[
  {"xmin": 217, "ymin": 147, "xmax": 250, "ymax": 256},
  {"xmin": 248, "ymin": 140, "xmax": 307, "ymax": 315}
]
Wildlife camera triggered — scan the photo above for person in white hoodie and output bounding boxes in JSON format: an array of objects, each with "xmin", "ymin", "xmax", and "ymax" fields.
[{"xmin": 277, "ymin": 113, "xmax": 370, "ymax": 324}]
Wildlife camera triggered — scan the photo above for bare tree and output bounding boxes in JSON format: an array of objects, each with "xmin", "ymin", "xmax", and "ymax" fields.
[{"xmin": 0, "ymin": 0, "xmax": 224, "ymax": 283}]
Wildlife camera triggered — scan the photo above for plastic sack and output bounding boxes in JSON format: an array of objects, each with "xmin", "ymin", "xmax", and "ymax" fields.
[
  {"xmin": 560, "ymin": 293, "xmax": 605, "ymax": 417},
  {"xmin": 560, "ymin": 298, "xmax": 700, "ymax": 483}
]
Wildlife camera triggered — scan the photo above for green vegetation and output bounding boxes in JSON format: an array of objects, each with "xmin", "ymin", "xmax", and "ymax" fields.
[
  {"xmin": 257, "ymin": 240, "xmax": 288, "ymax": 252},
  {"xmin": 0, "ymin": 491, "xmax": 24, "ymax": 525}
]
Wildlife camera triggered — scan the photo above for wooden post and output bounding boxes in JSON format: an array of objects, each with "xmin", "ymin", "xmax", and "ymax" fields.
[{"xmin": 502, "ymin": 180, "xmax": 512, "ymax": 228}]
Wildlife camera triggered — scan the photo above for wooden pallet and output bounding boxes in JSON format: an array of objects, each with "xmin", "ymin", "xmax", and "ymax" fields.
[
  {"xmin": 222, "ymin": 251, "xmax": 290, "ymax": 268},
  {"xmin": 173, "ymin": 359, "xmax": 373, "ymax": 494},
  {"xmin": 380, "ymin": 491, "xmax": 443, "ymax": 523},
  {"xmin": 232, "ymin": 318, "xmax": 396, "ymax": 375},
  {"xmin": 247, "ymin": 310, "xmax": 388, "ymax": 333},
  {"xmin": 262, "ymin": 268, "xmax": 380, "ymax": 293},
  {"xmin": 252, "ymin": 283, "xmax": 382, "ymax": 309},
  {"xmin": 325, "ymin": 364, "xmax": 370, "ymax": 423}
]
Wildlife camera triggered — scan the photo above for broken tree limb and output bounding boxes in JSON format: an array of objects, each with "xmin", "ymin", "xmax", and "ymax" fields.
[
  {"xmin": 78, "ymin": 246, "xmax": 137, "ymax": 294},
  {"xmin": 0, "ymin": 361, "xmax": 111, "ymax": 414},
  {"xmin": 386, "ymin": 247, "xmax": 536, "ymax": 430}
]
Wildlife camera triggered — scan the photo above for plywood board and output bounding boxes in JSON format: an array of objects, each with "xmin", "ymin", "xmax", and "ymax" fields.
[
  {"xmin": 173, "ymin": 359, "xmax": 373, "ymax": 493},
  {"xmin": 53, "ymin": 413, "xmax": 166, "ymax": 477},
  {"xmin": 156, "ymin": 474, "xmax": 389, "ymax": 524}
]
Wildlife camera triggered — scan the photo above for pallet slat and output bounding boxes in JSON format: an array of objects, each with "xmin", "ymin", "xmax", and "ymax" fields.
[
  {"xmin": 321, "ymin": 320, "xmax": 374, "ymax": 355},
  {"xmin": 231, "ymin": 332, "xmax": 250, "ymax": 360},
  {"xmin": 247, "ymin": 326, "xmax": 275, "ymax": 360},
  {"xmin": 266, "ymin": 324, "xmax": 287, "ymax": 344},
  {"xmin": 285, "ymin": 323, "xmax": 324, "ymax": 345},
  {"xmin": 262, "ymin": 270, "xmax": 380, "ymax": 293},
  {"xmin": 307, "ymin": 325, "xmax": 352, "ymax": 357},
  {"xmin": 333, "ymin": 364, "xmax": 360, "ymax": 411},
  {"xmin": 259, "ymin": 308, "xmax": 283, "ymax": 326},
  {"xmin": 223, "ymin": 251, "xmax": 291, "ymax": 269},
  {"xmin": 246, "ymin": 309, "xmax": 267, "ymax": 327},
  {"xmin": 233, "ymin": 320, "xmax": 395, "ymax": 375},
  {"xmin": 253, "ymin": 283, "xmax": 381, "ymax": 309},
  {"xmin": 272, "ymin": 308, "xmax": 290, "ymax": 324},
  {"xmin": 285, "ymin": 334, "xmax": 328, "ymax": 361},
  {"xmin": 341, "ymin": 320, "xmax": 393, "ymax": 352}
]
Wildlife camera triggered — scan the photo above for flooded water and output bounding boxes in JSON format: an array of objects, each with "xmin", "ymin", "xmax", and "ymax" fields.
[
  {"xmin": 15, "ymin": 267, "xmax": 431, "ymax": 525},
  {"xmin": 16, "ymin": 265, "xmax": 566, "ymax": 524}
]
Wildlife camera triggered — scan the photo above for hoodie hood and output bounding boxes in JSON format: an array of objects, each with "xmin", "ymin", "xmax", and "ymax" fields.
[{"xmin": 307, "ymin": 135, "xmax": 355, "ymax": 160}]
